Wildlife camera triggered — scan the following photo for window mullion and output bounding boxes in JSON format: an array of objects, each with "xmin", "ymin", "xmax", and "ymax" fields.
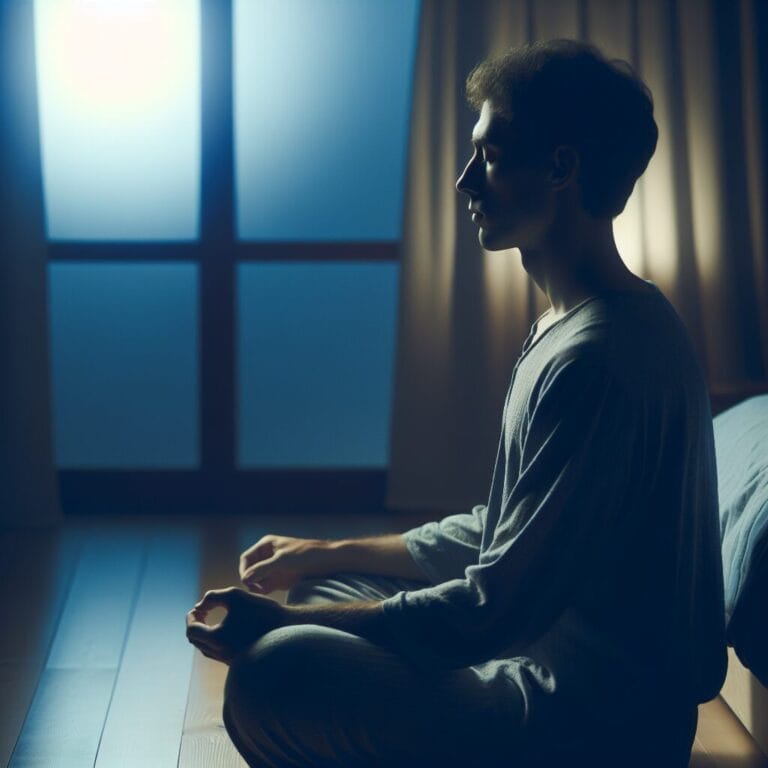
[{"xmin": 200, "ymin": 0, "xmax": 236, "ymax": 493}]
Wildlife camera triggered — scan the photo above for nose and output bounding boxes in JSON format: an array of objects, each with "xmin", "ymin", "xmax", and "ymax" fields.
[{"xmin": 455, "ymin": 152, "xmax": 481, "ymax": 196}]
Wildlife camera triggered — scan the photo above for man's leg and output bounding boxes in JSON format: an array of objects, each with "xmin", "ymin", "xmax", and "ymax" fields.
[
  {"xmin": 222, "ymin": 575, "xmax": 530, "ymax": 767},
  {"xmin": 223, "ymin": 623, "xmax": 528, "ymax": 768}
]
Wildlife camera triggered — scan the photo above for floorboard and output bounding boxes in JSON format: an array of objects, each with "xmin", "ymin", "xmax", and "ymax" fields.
[
  {"xmin": 693, "ymin": 696, "xmax": 768, "ymax": 768},
  {"xmin": 94, "ymin": 527, "xmax": 200, "ymax": 768},
  {"xmin": 179, "ymin": 522, "xmax": 246, "ymax": 768},
  {"xmin": 721, "ymin": 647, "xmax": 768, "ymax": 757},
  {"xmin": 0, "ymin": 527, "xmax": 83, "ymax": 768},
  {"xmin": 3, "ymin": 513, "xmax": 767, "ymax": 768},
  {"xmin": 691, "ymin": 737, "xmax": 721, "ymax": 768},
  {"xmin": 9, "ymin": 668, "xmax": 116, "ymax": 768},
  {"xmin": 8, "ymin": 529, "xmax": 145, "ymax": 767}
]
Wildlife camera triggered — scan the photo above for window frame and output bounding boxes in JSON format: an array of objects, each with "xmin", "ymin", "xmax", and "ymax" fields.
[{"xmin": 51, "ymin": 0, "xmax": 400, "ymax": 514}]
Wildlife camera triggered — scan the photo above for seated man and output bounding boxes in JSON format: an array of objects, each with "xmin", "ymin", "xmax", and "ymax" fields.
[{"xmin": 186, "ymin": 39, "xmax": 727, "ymax": 767}]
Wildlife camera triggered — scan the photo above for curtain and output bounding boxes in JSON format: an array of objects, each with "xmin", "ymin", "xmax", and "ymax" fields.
[
  {"xmin": 387, "ymin": 0, "xmax": 768, "ymax": 513},
  {"xmin": 0, "ymin": 2, "xmax": 61, "ymax": 527}
]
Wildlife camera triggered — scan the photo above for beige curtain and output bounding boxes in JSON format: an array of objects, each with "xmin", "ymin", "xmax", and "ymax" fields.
[
  {"xmin": 387, "ymin": 0, "xmax": 768, "ymax": 513},
  {"xmin": 0, "ymin": 2, "xmax": 62, "ymax": 528}
]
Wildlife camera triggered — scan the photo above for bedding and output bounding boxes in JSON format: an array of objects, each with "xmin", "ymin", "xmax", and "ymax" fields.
[{"xmin": 712, "ymin": 394, "xmax": 768, "ymax": 687}]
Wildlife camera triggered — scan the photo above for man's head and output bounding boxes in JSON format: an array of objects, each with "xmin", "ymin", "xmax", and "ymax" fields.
[{"xmin": 455, "ymin": 39, "xmax": 658, "ymax": 251}]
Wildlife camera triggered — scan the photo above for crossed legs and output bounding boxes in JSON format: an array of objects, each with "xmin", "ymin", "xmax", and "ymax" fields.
[{"xmin": 222, "ymin": 575, "xmax": 529, "ymax": 768}]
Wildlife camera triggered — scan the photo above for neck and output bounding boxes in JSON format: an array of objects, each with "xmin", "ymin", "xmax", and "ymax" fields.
[{"xmin": 520, "ymin": 217, "xmax": 642, "ymax": 317}]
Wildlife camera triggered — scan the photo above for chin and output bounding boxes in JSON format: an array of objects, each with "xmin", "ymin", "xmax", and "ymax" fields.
[{"xmin": 478, "ymin": 226, "xmax": 516, "ymax": 252}]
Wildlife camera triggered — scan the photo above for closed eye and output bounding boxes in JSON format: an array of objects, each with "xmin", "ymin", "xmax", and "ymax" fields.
[
  {"xmin": 483, "ymin": 149, "xmax": 498, "ymax": 164},
  {"xmin": 472, "ymin": 140, "xmax": 499, "ymax": 164}
]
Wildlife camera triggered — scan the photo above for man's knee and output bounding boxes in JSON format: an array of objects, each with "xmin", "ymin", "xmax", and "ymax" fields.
[
  {"xmin": 222, "ymin": 626, "xmax": 306, "ymax": 762},
  {"xmin": 223, "ymin": 625, "xmax": 351, "ymax": 765},
  {"xmin": 224, "ymin": 624, "xmax": 352, "ymax": 716},
  {"xmin": 224, "ymin": 624, "xmax": 338, "ymax": 718}
]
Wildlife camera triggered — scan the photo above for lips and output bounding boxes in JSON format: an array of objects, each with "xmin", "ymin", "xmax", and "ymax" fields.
[
  {"xmin": 469, "ymin": 202, "xmax": 485, "ymax": 220},
  {"xmin": 469, "ymin": 204, "xmax": 486, "ymax": 224}
]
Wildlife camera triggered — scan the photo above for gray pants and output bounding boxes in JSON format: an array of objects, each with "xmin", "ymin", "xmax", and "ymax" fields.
[
  {"xmin": 222, "ymin": 572, "xmax": 531, "ymax": 767},
  {"xmin": 222, "ymin": 573, "xmax": 698, "ymax": 767}
]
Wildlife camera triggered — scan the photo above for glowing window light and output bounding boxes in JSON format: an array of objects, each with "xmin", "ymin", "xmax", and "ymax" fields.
[
  {"xmin": 234, "ymin": 0, "xmax": 420, "ymax": 241},
  {"xmin": 237, "ymin": 262, "xmax": 398, "ymax": 467},
  {"xmin": 48, "ymin": 262, "xmax": 199, "ymax": 468},
  {"xmin": 34, "ymin": 0, "xmax": 201, "ymax": 240}
]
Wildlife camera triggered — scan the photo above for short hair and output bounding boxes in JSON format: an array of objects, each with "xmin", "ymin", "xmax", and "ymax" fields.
[{"xmin": 465, "ymin": 39, "xmax": 658, "ymax": 218}]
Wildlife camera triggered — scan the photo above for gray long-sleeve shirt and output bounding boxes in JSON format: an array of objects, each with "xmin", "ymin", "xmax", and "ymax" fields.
[{"xmin": 381, "ymin": 282, "xmax": 727, "ymax": 726}]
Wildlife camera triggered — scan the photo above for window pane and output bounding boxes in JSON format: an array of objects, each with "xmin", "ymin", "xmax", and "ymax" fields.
[
  {"xmin": 237, "ymin": 262, "xmax": 398, "ymax": 467},
  {"xmin": 34, "ymin": 0, "xmax": 201, "ymax": 241},
  {"xmin": 234, "ymin": 0, "xmax": 420, "ymax": 241},
  {"xmin": 49, "ymin": 263, "xmax": 199, "ymax": 467}
]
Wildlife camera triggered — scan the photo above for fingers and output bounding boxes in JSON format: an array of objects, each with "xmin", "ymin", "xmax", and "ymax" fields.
[
  {"xmin": 193, "ymin": 587, "xmax": 235, "ymax": 613},
  {"xmin": 239, "ymin": 536, "xmax": 275, "ymax": 579},
  {"xmin": 186, "ymin": 613, "xmax": 219, "ymax": 655},
  {"xmin": 186, "ymin": 589, "xmax": 249, "ymax": 666},
  {"xmin": 191, "ymin": 635, "xmax": 218, "ymax": 657},
  {"xmin": 243, "ymin": 580, "xmax": 266, "ymax": 594},
  {"xmin": 185, "ymin": 607, "xmax": 234, "ymax": 664},
  {"xmin": 188, "ymin": 611, "xmax": 219, "ymax": 630},
  {"xmin": 241, "ymin": 553, "xmax": 279, "ymax": 586},
  {"xmin": 189, "ymin": 632, "xmax": 230, "ymax": 664},
  {"xmin": 186, "ymin": 609, "xmax": 216, "ymax": 638},
  {"xmin": 187, "ymin": 591, "xmax": 231, "ymax": 638}
]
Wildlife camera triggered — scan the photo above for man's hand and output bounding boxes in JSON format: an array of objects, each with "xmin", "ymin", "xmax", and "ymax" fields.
[
  {"xmin": 238, "ymin": 534, "xmax": 336, "ymax": 594},
  {"xmin": 185, "ymin": 587, "xmax": 286, "ymax": 665}
]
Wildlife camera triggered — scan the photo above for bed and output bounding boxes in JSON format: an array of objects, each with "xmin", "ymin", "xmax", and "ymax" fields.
[{"xmin": 710, "ymin": 385, "xmax": 768, "ymax": 757}]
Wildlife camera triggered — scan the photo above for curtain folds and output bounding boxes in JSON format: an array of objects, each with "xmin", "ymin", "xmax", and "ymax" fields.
[{"xmin": 387, "ymin": 0, "xmax": 768, "ymax": 513}]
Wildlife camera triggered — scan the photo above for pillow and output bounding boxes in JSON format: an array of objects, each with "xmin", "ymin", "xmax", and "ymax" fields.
[{"xmin": 712, "ymin": 394, "xmax": 768, "ymax": 687}]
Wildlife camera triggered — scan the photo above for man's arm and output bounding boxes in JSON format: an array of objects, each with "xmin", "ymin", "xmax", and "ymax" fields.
[
  {"xmin": 187, "ymin": 590, "xmax": 395, "ymax": 663},
  {"xmin": 343, "ymin": 353, "xmax": 643, "ymax": 672},
  {"xmin": 241, "ymin": 509, "xmax": 486, "ymax": 594},
  {"xmin": 239, "ymin": 532, "xmax": 432, "ymax": 594},
  {"xmin": 398, "ymin": 504, "xmax": 488, "ymax": 584},
  {"xmin": 274, "ymin": 534, "xmax": 427, "ymax": 653},
  {"xmin": 328, "ymin": 533, "xmax": 430, "ymax": 582},
  {"xmin": 280, "ymin": 600, "xmax": 396, "ymax": 651},
  {"xmin": 275, "ymin": 513, "xmax": 488, "ymax": 650}
]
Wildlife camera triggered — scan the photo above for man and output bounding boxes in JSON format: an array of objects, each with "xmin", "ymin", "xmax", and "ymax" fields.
[{"xmin": 186, "ymin": 40, "xmax": 727, "ymax": 767}]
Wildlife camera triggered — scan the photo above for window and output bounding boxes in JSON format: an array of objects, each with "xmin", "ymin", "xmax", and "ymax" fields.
[
  {"xmin": 37, "ymin": 0, "xmax": 420, "ymax": 508},
  {"xmin": 35, "ymin": 0, "xmax": 201, "ymax": 240},
  {"xmin": 237, "ymin": 262, "xmax": 399, "ymax": 467},
  {"xmin": 233, "ymin": 0, "xmax": 418, "ymax": 241},
  {"xmin": 49, "ymin": 263, "xmax": 199, "ymax": 467}
]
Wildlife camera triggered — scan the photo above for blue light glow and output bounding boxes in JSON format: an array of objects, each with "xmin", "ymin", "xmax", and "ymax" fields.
[
  {"xmin": 49, "ymin": 263, "xmax": 199, "ymax": 467},
  {"xmin": 34, "ymin": 0, "xmax": 201, "ymax": 240},
  {"xmin": 238, "ymin": 262, "xmax": 399, "ymax": 467},
  {"xmin": 234, "ymin": 0, "xmax": 420, "ymax": 241}
]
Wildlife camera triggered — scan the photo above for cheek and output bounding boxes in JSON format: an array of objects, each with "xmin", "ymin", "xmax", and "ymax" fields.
[
  {"xmin": 496, "ymin": 167, "xmax": 549, "ymax": 211},
  {"xmin": 485, "ymin": 163, "xmax": 506, "ymax": 189}
]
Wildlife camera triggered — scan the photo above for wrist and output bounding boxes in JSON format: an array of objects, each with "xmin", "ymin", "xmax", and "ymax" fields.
[
  {"xmin": 322, "ymin": 538, "xmax": 351, "ymax": 571},
  {"xmin": 279, "ymin": 601, "xmax": 318, "ymax": 627}
]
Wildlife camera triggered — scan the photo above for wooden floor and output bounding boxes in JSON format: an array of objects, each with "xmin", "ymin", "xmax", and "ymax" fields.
[{"xmin": 1, "ymin": 513, "xmax": 766, "ymax": 768}]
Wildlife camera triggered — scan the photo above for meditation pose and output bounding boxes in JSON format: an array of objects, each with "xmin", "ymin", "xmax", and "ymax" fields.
[{"xmin": 186, "ymin": 39, "xmax": 727, "ymax": 767}]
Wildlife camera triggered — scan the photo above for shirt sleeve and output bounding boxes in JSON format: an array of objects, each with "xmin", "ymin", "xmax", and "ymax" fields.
[
  {"xmin": 381, "ymin": 351, "xmax": 641, "ymax": 670},
  {"xmin": 401, "ymin": 504, "xmax": 488, "ymax": 585}
]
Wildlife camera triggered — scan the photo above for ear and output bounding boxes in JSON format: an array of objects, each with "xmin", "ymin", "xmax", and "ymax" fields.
[{"xmin": 547, "ymin": 145, "xmax": 579, "ymax": 190}]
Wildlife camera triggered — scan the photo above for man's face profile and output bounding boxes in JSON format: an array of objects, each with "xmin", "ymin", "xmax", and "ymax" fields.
[{"xmin": 456, "ymin": 100, "xmax": 553, "ymax": 252}]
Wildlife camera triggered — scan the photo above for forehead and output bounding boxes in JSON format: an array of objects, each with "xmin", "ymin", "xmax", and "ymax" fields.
[{"xmin": 471, "ymin": 100, "xmax": 514, "ymax": 145}]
